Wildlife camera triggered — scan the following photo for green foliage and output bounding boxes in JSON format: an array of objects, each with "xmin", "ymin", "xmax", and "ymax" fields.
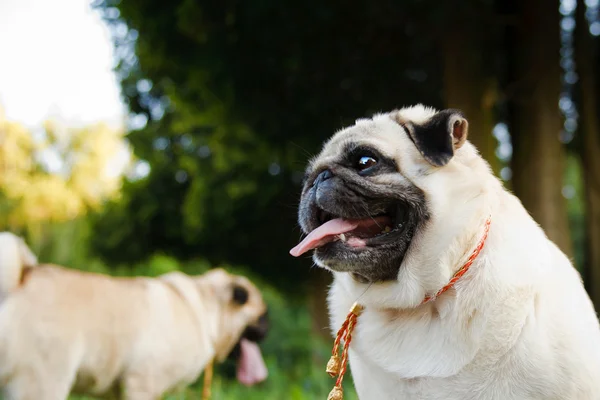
[
  {"xmin": 0, "ymin": 115, "xmax": 126, "ymax": 233},
  {"xmin": 565, "ymin": 153, "xmax": 586, "ymax": 272},
  {"xmin": 89, "ymin": 0, "xmax": 451, "ymax": 289}
]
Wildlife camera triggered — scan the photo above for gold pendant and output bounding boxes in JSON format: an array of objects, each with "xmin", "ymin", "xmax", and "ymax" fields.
[
  {"xmin": 326, "ymin": 355, "xmax": 341, "ymax": 377},
  {"xmin": 327, "ymin": 386, "xmax": 344, "ymax": 400}
]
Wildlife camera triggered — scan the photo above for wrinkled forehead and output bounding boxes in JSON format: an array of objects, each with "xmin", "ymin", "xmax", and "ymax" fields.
[
  {"xmin": 233, "ymin": 275, "xmax": 264, "ymax": 299},
  {"xmin": 311, "ymin": 115, "xmax": 406, "ymax": 169},
  {"xmin": 205, "ymin": 269, "xmax": 261, "ymax": 295}
]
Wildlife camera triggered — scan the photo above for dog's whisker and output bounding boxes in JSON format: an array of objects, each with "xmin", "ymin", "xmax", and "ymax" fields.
[
  {"xmin": 359, "ymin": 202, "xmax": 384, "ymax": 229},
  {"xmin": 289, "ymin": 142, "xmax": 316, "ymax": 160}
]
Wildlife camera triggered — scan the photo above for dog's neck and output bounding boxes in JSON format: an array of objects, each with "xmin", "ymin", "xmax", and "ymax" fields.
[
  {"xmin": 161, "ymin": 272, "xmax": 222, "ymax": 364},
  {"xmin": 363, "ymin": 214, "xmax": 493, "ymax": 311},
  {"xmin": 194, "ymin": 278, "xmax": 255, "ymax": 363},
  {"xmin": 421, "ymin": 216, "xmax": 491, "ymax": 304},
  {"xmin": 326, "ymin": 215, "xmax": 493, "ymax": 393}
]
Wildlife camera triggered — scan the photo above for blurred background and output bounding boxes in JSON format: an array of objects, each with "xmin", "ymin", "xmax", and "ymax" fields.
[{"xmin": 1, "ymin": 0, "xmax": 599, "ymax": 398}]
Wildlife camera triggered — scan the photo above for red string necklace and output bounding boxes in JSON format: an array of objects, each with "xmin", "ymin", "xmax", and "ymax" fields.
[{"xmin": 325, "ymin": 217, "xmax": 492, "ymax": 400}]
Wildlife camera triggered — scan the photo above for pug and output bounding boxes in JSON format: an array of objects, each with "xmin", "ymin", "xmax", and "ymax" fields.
[
  {"xmin": 291, "ymin": 105, "xmax": 600, "ymax": 399},
  {"xmin": 0, "ymin": 232, "xmax": 269, "ymax": 400}
]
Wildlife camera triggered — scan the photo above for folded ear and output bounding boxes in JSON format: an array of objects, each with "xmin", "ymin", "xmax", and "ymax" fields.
[
  {"xmin": 401, "ymin": 109, "xmax": 469, "ymax": 167},
  {"xmin": 17, "ymin": 237, "xmax": 37, "ymax": 268}
]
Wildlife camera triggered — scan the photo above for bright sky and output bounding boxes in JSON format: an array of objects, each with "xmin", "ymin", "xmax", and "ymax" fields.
[
  {"xmin": 0, "ymin": 0, "xmax": 125, "ymax": 128},
  {"xmin": 0, "ymin": 0, "xmax": 132, "ymax": 178}
]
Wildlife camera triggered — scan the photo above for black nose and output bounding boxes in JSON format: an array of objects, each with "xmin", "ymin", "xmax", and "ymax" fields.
[
  {"xmin": 313, "ymin": 169, "xmax": 333, "ymax": 186},
  {"xmin": 241, "ymin": 310, "xmax": 269, "ymax": 343},
  {"xmin": 257, "ymin": 310, "xmax": 269, "ymax": 331}
]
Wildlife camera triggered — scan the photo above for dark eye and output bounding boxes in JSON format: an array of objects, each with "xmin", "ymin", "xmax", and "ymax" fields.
[
  {"xmin": 232, "ymin": 285, "xmax": 249, "ymax": 305},
  {"xmin": 357, "ymin": 156, "xmax": 377, "ymax": 171}
]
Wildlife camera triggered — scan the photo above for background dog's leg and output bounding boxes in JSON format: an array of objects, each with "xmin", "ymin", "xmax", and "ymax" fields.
[
  {"xmin": 122, "ymin": 373, "xmax": 165, "ymax": 400},
  {"xmin": 2, "ymin": 374, "xmax": 71, "ymax": 400}
]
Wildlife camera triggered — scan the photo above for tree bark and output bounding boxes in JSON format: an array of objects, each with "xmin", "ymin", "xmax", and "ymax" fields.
[
  {"xmin": 508, "ymin": 0, "xmax": 574, "ymax": 257},
  {"xmin": 575, "ymin": 0, "xmax": 600, "ymax": 307},
  {"xmin": 443, "ymin": 28, "xmax": 499, "ymax": 175},
  {"xmin": 308, "ymin": 268, "xmax": 333, "ymax": 340}
]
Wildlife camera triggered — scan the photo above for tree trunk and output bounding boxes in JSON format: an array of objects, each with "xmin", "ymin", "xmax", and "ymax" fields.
[
  {"xmin": 308, "ymin": 268, "xmax": 333, "ymax": 339},
  {"xmin": 508, "ymin": 0, "xmax": 574, "ymax": 257},
  {"xmin": 308, "ymin": 268, "xmax": 333, "ymax": 366},
  {"xmin": 443, "ymin": 28, "xmax": 499, "ymax": 175},
  {"xmin": 575, "ymin": 0, "xmax": 600, "ymax": 307}
]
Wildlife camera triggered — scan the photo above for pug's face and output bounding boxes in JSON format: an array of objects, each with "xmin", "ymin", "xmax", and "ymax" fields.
[
  {"xmin": 291, "ymin": 106, "xmax": 469, "ymax": 284},
  {"xmin": 198, "ymin": 269, "xmax": 269, "ymax": 359}
]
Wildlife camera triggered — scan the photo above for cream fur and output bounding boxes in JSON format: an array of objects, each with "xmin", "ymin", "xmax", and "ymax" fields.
[
  {"xmin": 321, "ymin": 106, "xmax": 600, "ymax": 399},
  {"xmin": 0, "ymin": 232, "xmax": 37, "ymax": 302},
  {"xmin": 0, "ymin": 233, "xmax": 267, "ymax": 400}
]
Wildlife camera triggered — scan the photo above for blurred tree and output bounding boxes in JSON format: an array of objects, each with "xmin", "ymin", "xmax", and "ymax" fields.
[
  {"xmin": 0, "ymin": 108, "xmax": 39, "ymax": 229},
  {"xmin": 48, "ymin": 122, "xmax": 128, "ymax": 210},
  {"xmin": 505, "ymin": 0, "xmax": 574, "ymax": 257},
  {"xmin": 92, "ymin": 0, "xmax": 521, "ymax": 339},
  {"xmin": 0, "ymin": 110, "xmax": 127, "ymax": 249},
  {"xmin": 442, "ymin": 1, "xmax": 500, "ymax": 173},
  {"xmin": 99, "ymin": 0, "xmax": 600, "ymax": 342},
  {"xmin": 575, "ymin": 0, "xmax": 600, "ymax": 307},
  {"xmin": 92, "ymin": 0, "xmax": 453, "ymax": 337}
]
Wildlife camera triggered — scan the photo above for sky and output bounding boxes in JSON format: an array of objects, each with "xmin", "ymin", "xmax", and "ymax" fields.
[
  {"xmin": 0, "ymin": 0, "xmax": 125, "ymax": 128},
  {"xmin": 0, "ymin": 0, "xmax": 132, "ymax": 178}
]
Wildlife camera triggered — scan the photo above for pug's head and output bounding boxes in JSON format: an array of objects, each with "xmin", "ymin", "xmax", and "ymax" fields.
[
  {"xmin": 291, "ymin": 105, "xmax": 492, "ymax": 305},
  {"xmin": 198, "ymin": 268, "xmax": 269, "ymax": 386}
]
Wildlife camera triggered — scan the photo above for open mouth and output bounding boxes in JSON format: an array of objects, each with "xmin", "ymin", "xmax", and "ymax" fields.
[
  {"xmin": 226, "ymin": 313, "xmax": 269, "ymax": 386},
  {"xmin": 236, "ymin": 338, "xmax": 268, "ymax": 386},
  {"xmin": 290, "ymin": 203, "xmax": 408, "ymax": 257}
]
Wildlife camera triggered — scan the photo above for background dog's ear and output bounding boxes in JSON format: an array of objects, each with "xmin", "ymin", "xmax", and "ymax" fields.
[
  {"xmin": 232, "ymin": 284, "xmax": 249, "ymax": 305},
  {"xmin": 401, "ymin": 109, "xmax": 469, "ymax": 167},
  {"xmin": 18, "ymin": 237, "xmax": 38, "ymax": 268}
]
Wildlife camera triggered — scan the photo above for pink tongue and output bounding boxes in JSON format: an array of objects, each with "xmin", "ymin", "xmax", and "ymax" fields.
[
  {"xmin": 289, "ymin": 218, "xmax": 359, "ymax": 257},
  {"xmin": 236, "ymin": 338, "xmax": 268, "ymax": 386}
]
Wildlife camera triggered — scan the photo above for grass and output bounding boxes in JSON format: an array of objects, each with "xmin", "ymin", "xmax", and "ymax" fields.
[{"xmin": 70, "ymin": 356, "xmax": 359, "ymax": 400}]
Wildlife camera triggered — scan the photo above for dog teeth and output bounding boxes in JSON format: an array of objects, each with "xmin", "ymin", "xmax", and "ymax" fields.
[{"xmin": 339, "ymin": 233, "xmax": 347, "ymax": 242}]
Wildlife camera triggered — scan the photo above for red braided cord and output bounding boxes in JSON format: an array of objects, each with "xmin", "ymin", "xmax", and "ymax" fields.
[
  {"xmin": 335, "ymin": 313, "xmax": 357, "ymax": 388},
  {"xmin": 327, "ymin": 217, "xmax": 492, "ymax": 398},
  {"xmin": 331, "ymin": 312, "xmax": 352, "ymax": 356},
  {"xmin": 422, "ymin": 217, "xmax": 491, "ymax": 304}
]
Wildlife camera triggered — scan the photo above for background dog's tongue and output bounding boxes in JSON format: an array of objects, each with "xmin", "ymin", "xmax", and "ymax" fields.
[
  {"xmin": 237, "ymin": 338, "xmax": 268, "ymax": 386},
  {"xmin": 290, "ymin": 218, "xmax": 359, "ymax": 257}
]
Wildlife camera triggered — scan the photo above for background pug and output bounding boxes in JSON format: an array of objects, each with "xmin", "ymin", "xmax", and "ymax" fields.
[
  {"xmin": 0, "ymin": 232, "xmax": 268, "ymax": 400},
  {"xmin": 291, "ymin": 105, "xmax": 600, "ymax": 399}
]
